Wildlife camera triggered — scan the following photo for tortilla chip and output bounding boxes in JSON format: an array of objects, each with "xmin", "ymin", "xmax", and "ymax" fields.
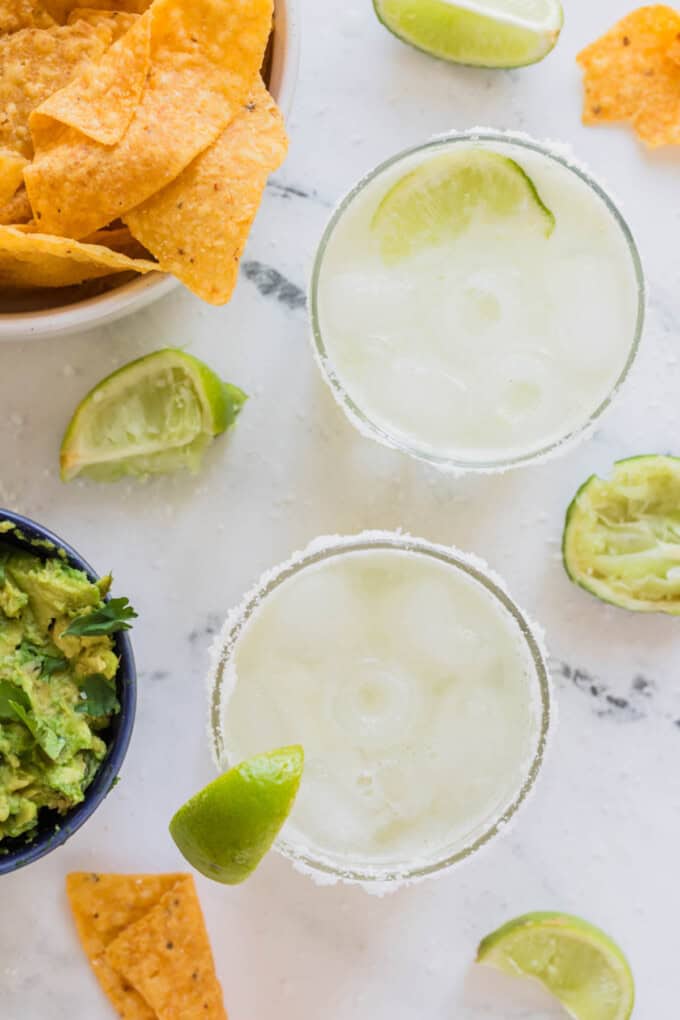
[
  {"xmin": 0, "ymin": 223, "xmax": 157, "ymax": 286},
  {"xmin": 83, "ymin": 224, "xmax": 150, "ymax": 257},
  {"xmin": 578, "ymin": 5, "xmax": 680, "ymax": 147},
  {"xmin": 0, "ymin": 21, "xmax": 112, "ymax": 158},
  {"xmin": 43, "ymin": 0, "xmax": 149, "ymax": 21},
  {"xmin": 0, "ymin": 185, "xmax": 32, "ymax": 224},
  {"xmin": 126, "ymin": 79, "xmax": 287, "ymax": 304},
  {"xmin": 67, "ymin": 872, "xmax": 184, "ymax": 1020},
  {"xmin": 25, "ymin": 0, "xmax": 273, "ymax": 239},
  {"xmin": 67, "ymin": 7, "xmax": 139, "ymax": 38},
  {"xmin": 35, "ymin": 12, "xmax": 151, "ymax": 145},
  {"xmin": 105, "ymin": 875, "xmax": 228, "ymax": 1020},
  {"xmin": 19, "ymin": 221, "xmax": 146, "ymax": 253},
  {"xmin": 0, "ymin": 0, "xmax": 55, "ymax": 33},
  {"xmin": 0, "ymin": 149, "xmax": 28, "ymax": 206}
]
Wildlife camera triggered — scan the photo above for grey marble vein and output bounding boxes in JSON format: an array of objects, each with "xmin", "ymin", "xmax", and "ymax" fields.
[
  {"xmin": 242, "ymin": 260, "xmax": 307, "ymax": 310},
  {"xmin": 187, "ymin": 612, "xmax": 222, "ymax": 645},
  {"xmin": 552, "ymin": 658, "xmax": 679, "ymax": 728},
  {"xmin": 267, "ymin": 179, "xmax": 332, "ymax": 206}
]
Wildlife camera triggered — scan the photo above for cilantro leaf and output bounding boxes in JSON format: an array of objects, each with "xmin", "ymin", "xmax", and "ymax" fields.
[
  {"xmin": 41, "ymin": 653, "xmax": 69, "ymax": 676},
  {"xmin": 63, "ymin": 597, "xmax": 138, "ymax": 638},
  {"xmin": 23, "ymin": 644, "xmax": 67, "ymax": 677},
  {"xmin": 0, "ymin": 681, "xmax": 30, "ymax": 721},
  {"xmin": 0, "ymin": 683, "xmax": 65, "ymax": 760},
  {"xmin": 8, "ymin": 701, "xmax": 65, "ymax": 760},
  {"xmin": 75, "ymin": 674, "xmax": 120, "ymax": 717}
]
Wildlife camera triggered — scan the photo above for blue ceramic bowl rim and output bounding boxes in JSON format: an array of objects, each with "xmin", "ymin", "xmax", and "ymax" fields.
[{"xmin": 0, "ymin": 509, "xmax": 137, "ymax": 875}]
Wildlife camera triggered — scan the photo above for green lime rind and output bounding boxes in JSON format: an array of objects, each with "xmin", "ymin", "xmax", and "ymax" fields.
[
  {"xmin": 60, "ymin": 348, "xmax": 246, "ymax": 482},
  {"xmin": 563, "ymin": 454, "xmax": 680, "ymax": 615},
  {"xmin": 169, "ymin": 746, "xmax": 304, "ymax": 885},
  {"xmin": 373, "ymin": 0, "xmax": 563, "ymax": 70},
  {"xmin": 477, "ymin": 911, "xmax": 634, "ymax": 1020},
  {"xmin": 371, "ymin": 149, "xmax": 555, "ymax": 264},
  {"xmin": 220, "ymin": 381, "xmax": 248, "ymax": 430}
]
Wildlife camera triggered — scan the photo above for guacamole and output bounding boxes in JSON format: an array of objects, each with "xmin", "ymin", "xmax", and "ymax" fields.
[{"xmin": 0, "ymin": 540, "xmax": 123, "ymax": 844}]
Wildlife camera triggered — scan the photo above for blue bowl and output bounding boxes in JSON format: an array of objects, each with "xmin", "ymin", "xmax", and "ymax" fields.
[{"xmin": 0, "ymin": 509, "xmax": 137, "ymax": 874}]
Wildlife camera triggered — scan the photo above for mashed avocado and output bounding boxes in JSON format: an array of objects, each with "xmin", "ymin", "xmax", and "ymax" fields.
[{"xmin": 0, "ymin": 541, "xmax": 123, "ymax": 844}]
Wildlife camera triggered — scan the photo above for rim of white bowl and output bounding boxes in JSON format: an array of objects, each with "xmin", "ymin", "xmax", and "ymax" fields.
[{"xmin": 0, "ymin": 0, "xmax": 300, "ymax": 342}]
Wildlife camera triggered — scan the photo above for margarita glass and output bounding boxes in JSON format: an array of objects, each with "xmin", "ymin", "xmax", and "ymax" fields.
[
  {"xmin": 210, "ymin": 533, "xmax": 551, "ymax": 888},
  {"xmin": 310, "ymin": 131, "xmax": 645, "ymax": 472}
]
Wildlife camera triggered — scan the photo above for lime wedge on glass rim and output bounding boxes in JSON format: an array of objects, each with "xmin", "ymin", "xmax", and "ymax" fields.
[
  {"xmin": 60, "ymin": 348, "xmax": 246, "ymax": 482},
  {"xmin": 371, "ymin": 148, "xmax": 555, "ymax": 263},
  {"xmin": 373, "ymin": 0, "xmax": 563, "ymax": 68},
  {"xmin": 477, "ymin": 912, "xmax": 635, "ymax": 1020},
  {"xmin": 563, "ymin": 454, "xmax": 680, "ymax": 615},
  {"xmin": 169, "ymin": 746, "xmax": 304, "ymax": 885}
]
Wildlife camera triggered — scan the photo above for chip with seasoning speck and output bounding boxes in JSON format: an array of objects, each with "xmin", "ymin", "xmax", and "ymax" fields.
[
  {"xmin": 577, "ymin": 5, "xmax": 680, "ymax": 147},
  {"xmin": 0, "ymin": 20, "xmax": 113, "ymax": 158},
  {"xmin": 0, "ymin": 224, "xmax": 157, "ymax": 287},
  {"xmin": 67, "ymin": 872, "xmax": 184, "ymax": 1019},
  {"xmin": 104, "ymin": 875, "xmax": 228, "ymax": 1019},
  {"xmin": 125, "ymin": 76, "xmax": 288, "ymax": 304},
  {"xmin": 25, "ymin": 0, "xmax": 274, "ymax": 238}
]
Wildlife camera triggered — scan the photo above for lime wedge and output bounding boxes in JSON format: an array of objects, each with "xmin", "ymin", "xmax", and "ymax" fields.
[
  {"xmin": 563, "ymin": 455, "xmax": 680, "ymax": 615},
  {"xmin": 60, "ymin": 348, "xmax": 246, "ymax": 482},
  {"xmin": 477, "ymin": 912, "xmax": 635, "ymax": 1020},
  {"xmin": 169, "ymin": 746, "xmax": 304, "ymax": 884},
  {"xmin": 374, "ymin": 0, "xmax": 563, "ymax": 68},
  {"xmin": 371, "ymin": 148, "xmax": 555, "ymax": 263}
]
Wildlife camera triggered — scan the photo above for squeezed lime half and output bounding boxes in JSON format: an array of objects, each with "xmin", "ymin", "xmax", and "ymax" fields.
[
  {"xmin": 371, "ymin": 148, "xmax": 555, "ymax": 263},
  {"xmin": 373, "ymin": 0, "xmax": 563, "ymax": 68},
  {"xmin": 60, "ymin": 348, "xmax": 246, "ymax": 482},
  {"xmin": 169, "ymin": 746, "xmax": 304, "ymax": 885},
  {"xmin": 563, "ymin": 454, "xmax": 680, "ymax": 615},
  {"xmin": 477, "ymin": 912, "xmax": 635, "ymax": 1020}
]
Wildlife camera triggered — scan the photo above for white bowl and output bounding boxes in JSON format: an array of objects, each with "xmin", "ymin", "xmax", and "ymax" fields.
[{"xmin": 0, "ymin": 0, "xmax": 300, "ymax": 341}]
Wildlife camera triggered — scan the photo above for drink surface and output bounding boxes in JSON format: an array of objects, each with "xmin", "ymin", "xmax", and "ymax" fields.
[
  {"xmin": 221, "ymin": 545, "xmax": 544, "ymax": 876},
  {"xmin": 314, "ymin": 138, "xmax": 640, "ymax": 466}
]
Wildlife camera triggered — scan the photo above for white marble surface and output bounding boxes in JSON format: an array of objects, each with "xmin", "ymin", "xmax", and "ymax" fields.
[{"xmin": 1, "ymin": 0, "xmax": 680, "ymax": 1016}]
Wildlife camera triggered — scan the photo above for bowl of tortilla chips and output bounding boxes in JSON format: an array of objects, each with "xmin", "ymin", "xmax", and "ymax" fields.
[{"xmin": 0, "ymin": 0, "xmax": 297, "ymax": 339}]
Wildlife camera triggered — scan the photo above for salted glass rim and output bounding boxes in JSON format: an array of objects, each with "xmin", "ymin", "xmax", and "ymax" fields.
[
  {"xmin": 308, "ymin": 130, "xmax": 646, "ymax": 473},
  {"xmin": 209, "ymin": 532, "xmax": 552, "ymax": 886}
]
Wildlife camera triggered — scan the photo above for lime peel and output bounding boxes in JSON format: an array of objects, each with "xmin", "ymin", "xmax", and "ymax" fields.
[
  {"xmin": 477, "ymin": 911, "xmax": 635, "ymax": 1020},
  {"xmin": 60, "ymin": 348, "xmax": 246, "ymax": 482},
  {"xmin": 371, "ymin": 148, "xmax": 555, "ymax": 264},
  {"xmin": 169, "ymin": 746, "xmax": 304, "ymax": 885},
  {"xmin": 373, "ymin": 0, "xmax": 563, "ymax": 69},
  {"xmin": 563, "ymin": 454, "xmax": 680, "ymax": 615}
]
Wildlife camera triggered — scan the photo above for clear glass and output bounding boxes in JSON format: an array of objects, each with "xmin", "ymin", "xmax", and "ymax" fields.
[
  {"xmin": 209, "ymin": 533, "xmax": 552, "ymax": 888},
  {"xmin": 309, "ymin": 131, "xmax": 646, "ymax": 473}
]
